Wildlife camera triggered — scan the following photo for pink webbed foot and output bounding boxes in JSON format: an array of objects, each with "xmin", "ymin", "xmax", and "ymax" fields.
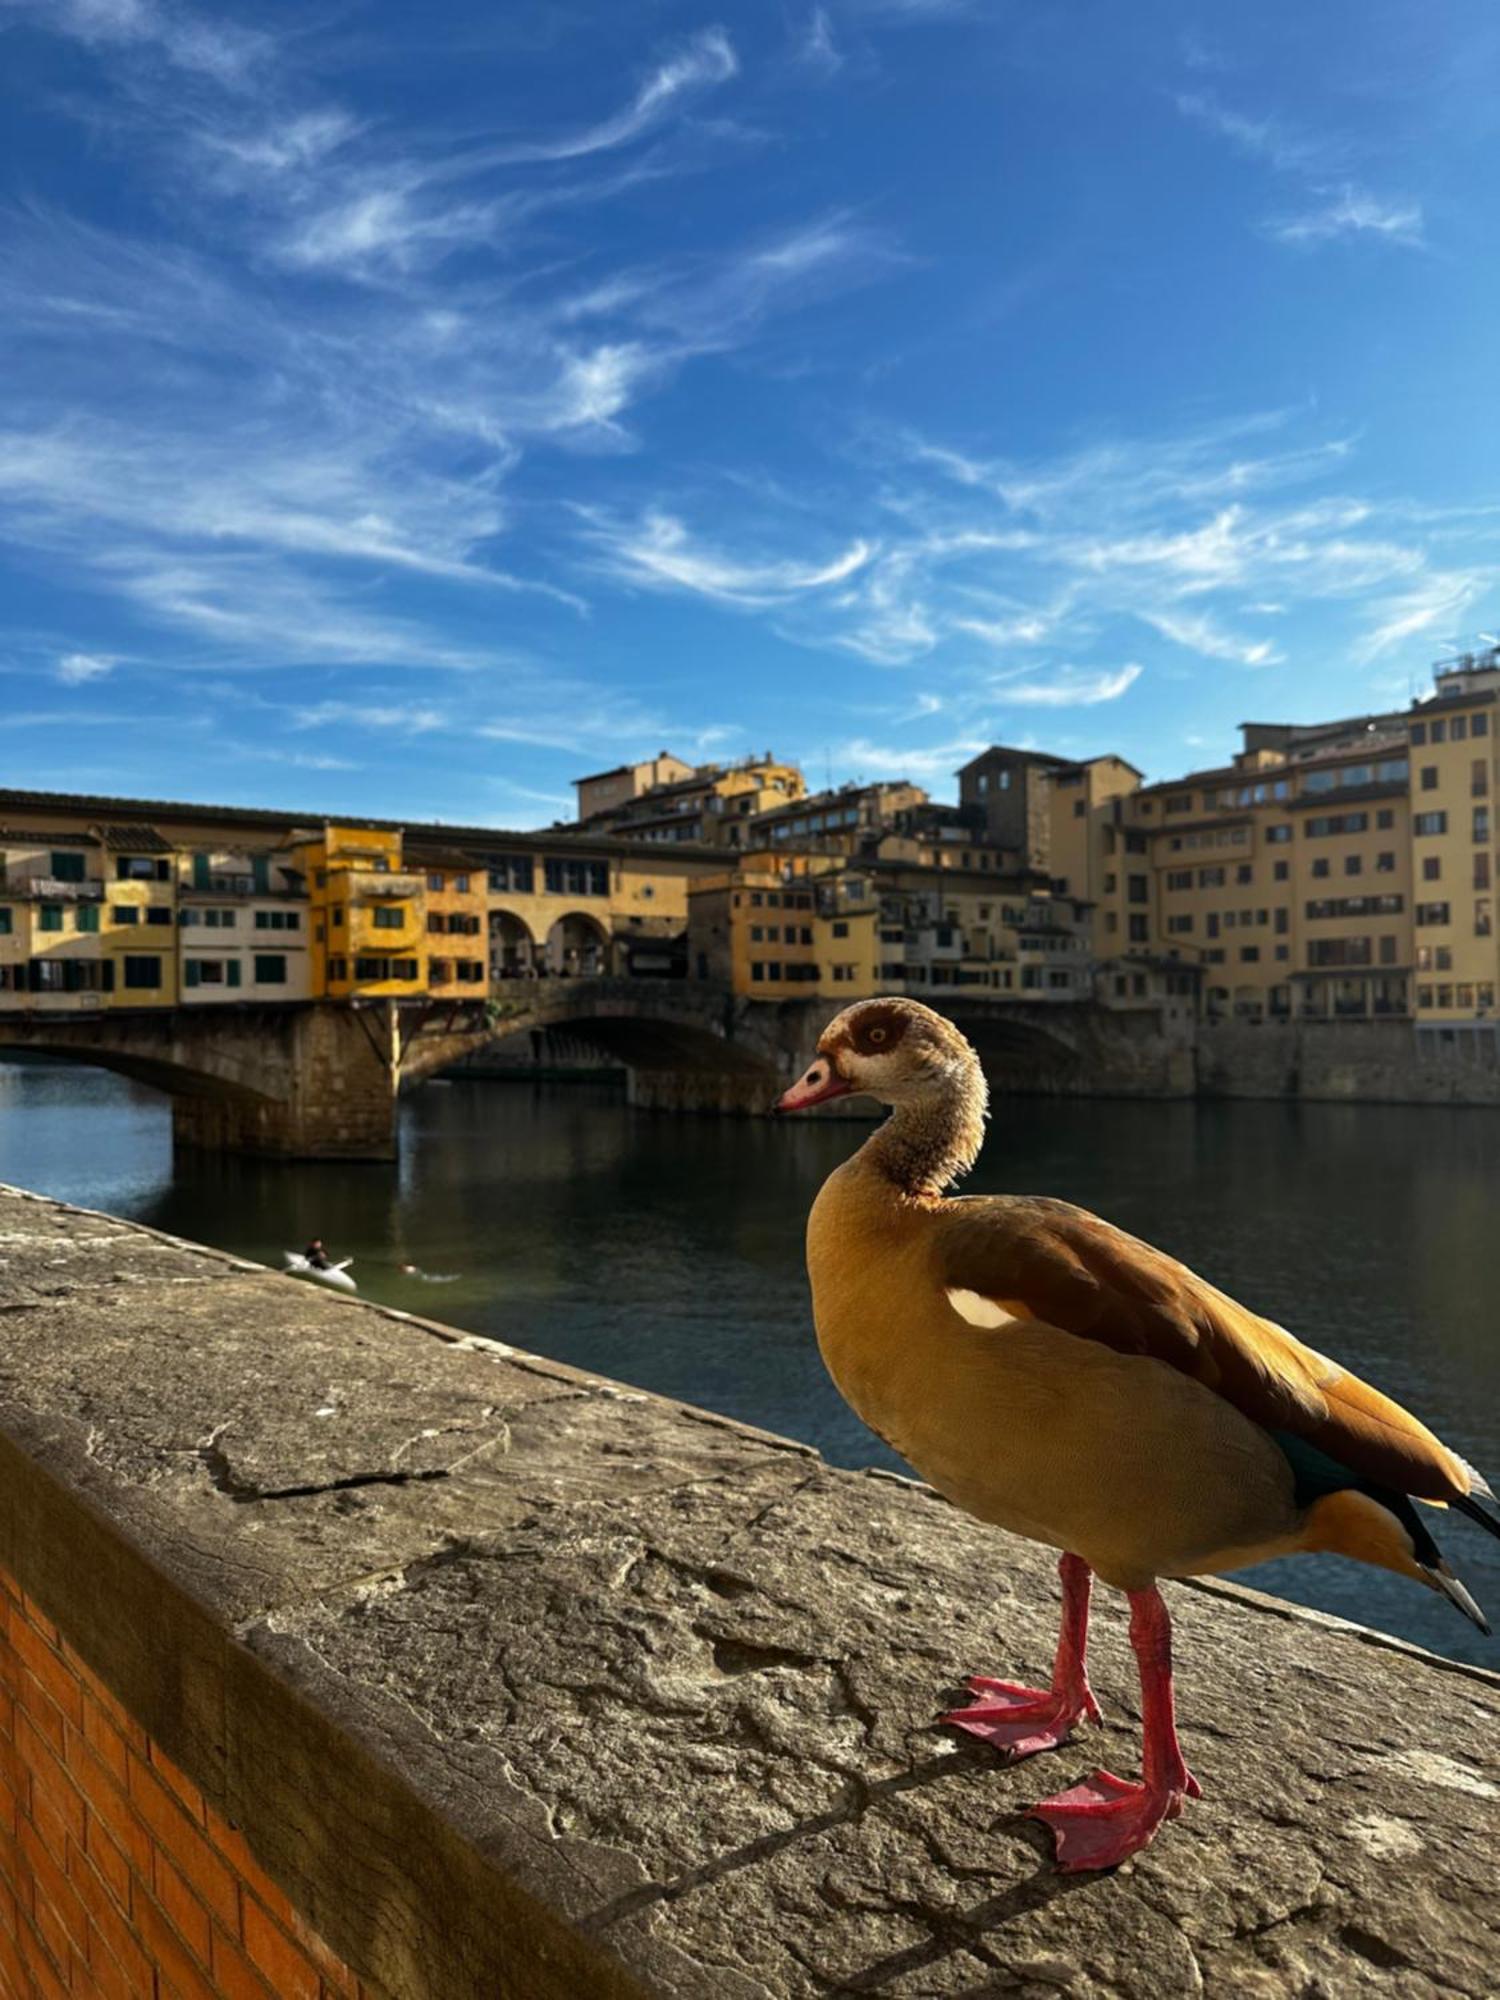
[
  {"xmin": 942, "ymin": 1674, "xmax": 1103, "ymax": 1760},
  {"xmin": 1030, "ymin": 1765, "xmax": 1202, "ymax": 1873}
]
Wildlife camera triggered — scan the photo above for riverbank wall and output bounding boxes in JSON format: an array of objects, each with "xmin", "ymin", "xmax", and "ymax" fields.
[{"xmin": 4, "ymin": 1184, "xmax": 1495, "ymax": 1997}]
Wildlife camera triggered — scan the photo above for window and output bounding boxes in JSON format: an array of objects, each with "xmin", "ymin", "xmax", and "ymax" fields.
[
  {"xmin": 428, "ymin": 873, "xmax": 445, "ymax": 891},
  {"xmin": 1420, "ymin": 767, "xmax": 1439, "ymax": 791},
  {"xmin": 1476, "ymin": 808, "xmax": 1491, "ymax": 843},
  {"xmin": 116, "ymin": 856, "xmax": 168, "ymax": 882},
  {"xmin": 1477, "ymin": 901, "xmax": 1493, "ymax": 939},
  {"xmin": 1377, "ymin": 809, "xmax": 1395, "ymax": 830},
  {"xmin": 1166, "ymin": 914, "xmax": 1193, "ymax": 934},
  {"xmin": 38, "ymin": 904, "xmax": 63, "ymax": 932},
  {"xmin": 1273, "ymin": 860, "xmax": 1289, "ymax": 882},
  {"xmin": 1474, "ymin": 761, "xmax": 1490, "ymax": 799},
  {"xmin": 1478, "ymin": 854, "xmax": 1492, "ymax": 890},
  {"xmin": 145, "ymin": 908, "xmax": 171, "ymax": 926},
  {"xmin": 1376, "ymin": 852, "xmax": 1396, "ymax": 873},
  {"xmin": 1454, "ymin": 715, "xmax": 1469, "ymax": 742},
  {"xmin": 1275, "ymin": 907, "xmax": 1289, "ymax": 934},
  {"xmin": 1198, "ymin": 867, "xmax": 1225, "ymax": 888},
  {"xmin": 254, "ymin": 954, "xmax": 288, "ymax": 984},
  {"xmin": 1237, "ymin": 864, "xmax": 1253, "ymax": 884},
  {"xmin": 112, "ymin": 904, "xmax": 138, "ymax": 924},
  {"xmin": 455, "ymin": 875, "xmax": 470, "ymax": 893},
  {"xmin": 0, "ymin": 908, "xmax": 10, "ymax": 935},
  {"xmin": 1344, "ymin": 855, "xmax": 1362, "ymax": 877},
  {"xmin": 1414, "ymin": 812, "xmax": 1448, "ymax": 837},
  {"xmin": 488, "ymin": 856, "xmax": 535, "ymax": 894},
  {"xmin": 1475, "ymin": 713, "xmax": 1490, "ymax": 737},
  {"xmin": 1423, "ymin": 857, "xmax": 1442, "ymax": 882},
  {"xmin": 49, "ymin": 852, "xmax": 86, "ymax": 883},
  {"xmin": 254, "ymin": 910, "xmax": 300, "ymax": 931},
  {"xmin": 1165, "ymin": 793, "xmax": 1195, "ymax": 814},
  {"xmin": 122, "ymin": 955, "xmax": 161, "ymax": 990},
  {"xmin": 328, "ymin": 956, "xmax": 347, "ymax": 980},
  {"xmin": 1415, "ymin": 903, "xmax": 1451, "ymax": 926},
  {"xmin": 1380, "ymin": 935, "xmax": 1397, "ymax": 966},
  {"xmin": 332, "ymin": 906, "xmax": 344, "ymax": 926},
  {"xmin": 1240, "ymin": 946, "xmax": 1260, "ymax": 963},
  {"xmin": 1166, "ymin": 870, "xmax": 1192, "ymax": 891},
  {"xmin": 184, "ymin": 959, "xmax": 241, "ymax": 988},
  {"xmin": 543, "ymin": 858, "xmax": 608, "ymax": 896},
  {"xmin": 1432, "ymin": 719, "xmax": 1448, "ymax": 744},
  {"xmin": 372, "ymin": 906, "xmax": 404, "ymax": 930},
  {"xmin": 1308, "ymin": 938, "xmax": 1372, "ymax": 967},
  {"xmin": 1127, "ymin": 875, "xmax": 1148, "ymax": 903},
  {"xmin": 1410, "ymin": 722, "xmax": 1427, "ymax": 745},
  {"xmin": 1311, "ymin": 858, "xmax": 1330, "ymax": 878},
  {"xmin": 1266, "ymin": 824, "xmax": 1292, "ymax": 844},
  {"xmin": 1304, "ymin": 813, "xmax": 1368, "ymax": 838}
]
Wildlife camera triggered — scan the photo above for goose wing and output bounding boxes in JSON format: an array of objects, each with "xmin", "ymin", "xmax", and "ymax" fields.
[{"xmin": 934, "ymin": 1194, "xmax": 1470, "ymax": 1503}]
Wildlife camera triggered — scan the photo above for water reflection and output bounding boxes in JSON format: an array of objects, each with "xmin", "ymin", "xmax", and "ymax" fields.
[{"xmin": 1, "ymin": 1058, "xmax": 1496, "ymax": 1666}]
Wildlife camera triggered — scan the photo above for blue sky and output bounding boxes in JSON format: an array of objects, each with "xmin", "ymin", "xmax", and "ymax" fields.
[{"xmin": 4, "ymin": 0, "xmax": 1500, "ymax": 824}]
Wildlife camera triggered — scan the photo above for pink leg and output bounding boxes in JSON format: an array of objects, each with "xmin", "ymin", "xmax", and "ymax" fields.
[
  {"xmin": 1030, "ymin": 1584, "xmax": 1202, "ymax": 1872},
  {"xmin": 943, "ymin": 1554, "xmax": 1104, "ymax": 1759}
]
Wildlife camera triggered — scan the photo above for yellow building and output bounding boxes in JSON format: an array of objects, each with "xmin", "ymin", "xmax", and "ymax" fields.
[
  {"xmin": 0, "ymin": 828, "xmax": 108, "ymax": 1009},
  {"xmin": 573, "ymin": 752, "xmax": 805, "ymax": 847},
  {"xmin": 408, "ymin": 846, "xmax": 488, "ymax": 998},
  {"xmin": 295, "ymin": 826, "xmax": 426, "ymax": 1000},
  {"xmin": 98, "ymin": 826, "xmax": 179, "ymax": 1008}
]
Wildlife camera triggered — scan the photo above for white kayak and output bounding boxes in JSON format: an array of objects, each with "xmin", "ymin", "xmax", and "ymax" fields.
[{"xmin": 283, "ymin": 1252, "xmax": 357, "ymax": 1293}]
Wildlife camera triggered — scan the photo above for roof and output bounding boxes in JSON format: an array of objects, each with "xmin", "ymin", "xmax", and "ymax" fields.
[
  {"xmin": 0, "ymin": 828, "xmax": 100, "ymax": 847},
  {"xmin": 405, "ymin": 845, "xmax": 486, "ymax": 873},
  {"xmin": 955, "ymin": 746, "xmax": 1077, "ymax": 776},
  {"xmin": 94, "ymin": 824, "xmax": 173, "ymax": 853}
]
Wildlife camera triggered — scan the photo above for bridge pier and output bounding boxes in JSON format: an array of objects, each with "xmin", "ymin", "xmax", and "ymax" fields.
[{"xmin": 171, "ymin": 1002, "xmax": 403, "ymax": 1161}]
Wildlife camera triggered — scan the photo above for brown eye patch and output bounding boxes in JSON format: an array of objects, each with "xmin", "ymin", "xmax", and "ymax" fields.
[{"xmin": 850, "ymin": 1006, "xmax": 908, "ymax": 1055}]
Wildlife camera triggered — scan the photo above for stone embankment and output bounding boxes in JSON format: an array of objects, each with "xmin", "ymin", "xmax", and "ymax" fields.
[{"xmin": 0, "ymin": 1186, "xmax": 1496, "ymax": 1997}]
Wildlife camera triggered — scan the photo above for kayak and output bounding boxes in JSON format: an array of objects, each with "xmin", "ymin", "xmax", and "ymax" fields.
[{"xmin": 283, "ymin": 1252, "xmax": 357, "ymax": 1293}]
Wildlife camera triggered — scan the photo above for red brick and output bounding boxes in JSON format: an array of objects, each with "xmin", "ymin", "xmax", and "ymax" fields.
[
  {"xmin": 32, "ymin": 1777, "xmax": 86, "ymax": 1868},
  {"xmin": 0, "ymin": 1914, "xmax": 25, "ymax": 2000},
  {"xmin": 125, "ymin": 1757, "xmax": 195, "ymax": 1852},
  {"xmin": 207, "ymin": 1820, "xmax": 284, "ymax": 1911},
  {"xmin": 72, "ymin": 1739, "xmax": 128, "ymax": 1831},
  {"xmin": 82, "ymin": 1888, "xmax": 152, "ymax": 1998},
  {"xmin": 211, "ymin": 1929, "xmax": 281, "ymax": 2000},
  {"xmin": 11, "ymin": 1623, "xmax": 83, "ymax": 1735},
  {"xmin": 82, "ymin": 1810, "xmax": 133, "ymax": 1913},
  {"xmin": 152, "ymin": 1852, "xmax": 212, "ymax": 1967},
  {"xmin": 79, "ymin": 1672, "xmax": 146, "ymax": 1757},
  {"xmin": 137, "ymin": 1890, "xmax": 217, "ymax": 2000},
  {"xmin": 85, "ymin": 1918, "xmax": 153, "ymax": 2000},
  {"xmin": 18, "ymin": 1909, "xmax": 71, "ymax": 2000},
  {"xmin": 80, "ymin": 1697, "xmax": 130, "ymax": 1791},
  {"xmin": 0, "ymin": 1684, "xmax": 14, "ymax": 1741},
  {"xmin": 170, "ymin": 1823, "xmax": 239, "ymax": 1933},
  {"xmin": 242, "ymin": 1894, "xmax": 321, "ymax": 2000},
  {"xmin": 19, "ymin": 1594, "xmax": 60, "ymax": 1648},
  {"xmin": 16, "ymin": 1684, "xmax": 66, "ymax": 1761},
  {"xmin": 147, "ymin": 1745, "xmax": 205, "ymax": 1826},
  {"xmin": 20, "ymin": 1814, "xmax": 91, "ymax": 1961}
]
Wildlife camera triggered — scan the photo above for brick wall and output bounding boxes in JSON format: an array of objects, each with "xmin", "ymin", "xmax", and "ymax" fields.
[{"xmin": 0, "ymin": 1562, "xmax": 367, "ymax": 2000}]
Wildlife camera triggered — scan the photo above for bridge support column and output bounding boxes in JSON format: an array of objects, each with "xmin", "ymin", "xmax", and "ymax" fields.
[{"xmin": 173, "ymin": 1002, "xmax": 401, "ymax": 1161}]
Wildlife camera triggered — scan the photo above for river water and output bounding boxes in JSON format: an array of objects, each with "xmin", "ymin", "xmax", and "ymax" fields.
[{"xmin": 2, "ymin": 1059, "xmax": 1497, "ymax": 1668}]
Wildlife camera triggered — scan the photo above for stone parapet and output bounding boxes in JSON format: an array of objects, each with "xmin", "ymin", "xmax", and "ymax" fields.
[{"xmin": 0, "ymin": 1185, "xmax": 1496, "ymax": 1996}]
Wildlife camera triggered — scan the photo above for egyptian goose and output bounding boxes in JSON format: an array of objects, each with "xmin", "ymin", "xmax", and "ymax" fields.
[{"xmin": 775, "ymin": 997, "xmax": 1499, "ymax": 1871}]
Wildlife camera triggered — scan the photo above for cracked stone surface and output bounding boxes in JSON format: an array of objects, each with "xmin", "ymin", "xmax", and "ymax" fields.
[{"xmin": 1, "ymin": 1185, "xmax": 1498, "ymax": 1999}]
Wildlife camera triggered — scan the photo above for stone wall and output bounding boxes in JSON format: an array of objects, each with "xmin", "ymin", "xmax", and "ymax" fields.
[
  {"xmin": 1198, "ymin": 1018, "xmax": 1500, "ymax": 1104},
  {"xmin": 1, "ymin": 1186, "xmax": 1498, "ymax": 1997}
]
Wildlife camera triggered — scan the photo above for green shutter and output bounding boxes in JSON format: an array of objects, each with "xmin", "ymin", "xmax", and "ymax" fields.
[
  {"xmin": 227, "ymin": 961, "xmax": 241, "ymax": 988},
  {"xmin": 193, "ymin": 854, "xmax": 211, "ymax": 889},
  {"xmin": 184, "ymin": 961, "xmax": 200, "ymax": 988}
]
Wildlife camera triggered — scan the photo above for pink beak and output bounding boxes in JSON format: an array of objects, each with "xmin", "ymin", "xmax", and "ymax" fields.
[{"xmin": 774, "ymin": 1056, "xmax": 853, "ymax": 1114}]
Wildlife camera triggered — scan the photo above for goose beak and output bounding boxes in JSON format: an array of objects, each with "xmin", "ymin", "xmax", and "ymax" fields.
[{"xmin": 774, "ymin": 1057, "xmax": 853, "ymax": 1114}]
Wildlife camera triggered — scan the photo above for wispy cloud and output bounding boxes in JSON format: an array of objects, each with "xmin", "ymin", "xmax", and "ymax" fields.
[
  {"xmin": 11, "ymin": 0, "xmax": 267, "ymax": 85},
  {"xmin": 581, "ymin": 509, "xmax": 874, "ymax": 604},
  {"xmin": 997, "ymin": 663, "xmax": 1142, "ymax": 708},
  {"xmin": 1266, "ymin": 186, "xmax": 1424, "ymax": 248},
  {"xmin": 56, "ymin": 650, "xmax": 116, "ymax": 684},
  {"xmin": 795, "ymin": 8, "xmax": 843, "ymax": 74},
  {"xmin": 1175, "ymin": 89, "xmax": 1421, "ymax": 251}
]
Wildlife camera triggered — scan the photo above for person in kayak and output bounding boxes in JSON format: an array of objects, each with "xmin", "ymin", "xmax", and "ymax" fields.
[{"xmin": 304, "ymin": 1238, "xmax": 332, "ymax": 1271}]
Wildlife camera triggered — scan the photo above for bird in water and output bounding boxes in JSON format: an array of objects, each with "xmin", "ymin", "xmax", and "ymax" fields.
[{"xmin": 775, "ymin": 996, "xmax": 1499, "ymax": 1871}]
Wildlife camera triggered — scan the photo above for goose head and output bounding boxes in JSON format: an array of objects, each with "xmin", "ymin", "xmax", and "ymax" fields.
[{"xmin": 775, "ymin": 997, "xmax": 984, "ymax": 1113}]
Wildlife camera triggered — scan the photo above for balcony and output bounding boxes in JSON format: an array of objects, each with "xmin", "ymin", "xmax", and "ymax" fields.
[
  {"xmin": 0, "ymin": 878, "xmax": 105, "ymax": 902},
  {"xmin": 347, "ymin": 871, "xmax": 424, "ymax": 901}
]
